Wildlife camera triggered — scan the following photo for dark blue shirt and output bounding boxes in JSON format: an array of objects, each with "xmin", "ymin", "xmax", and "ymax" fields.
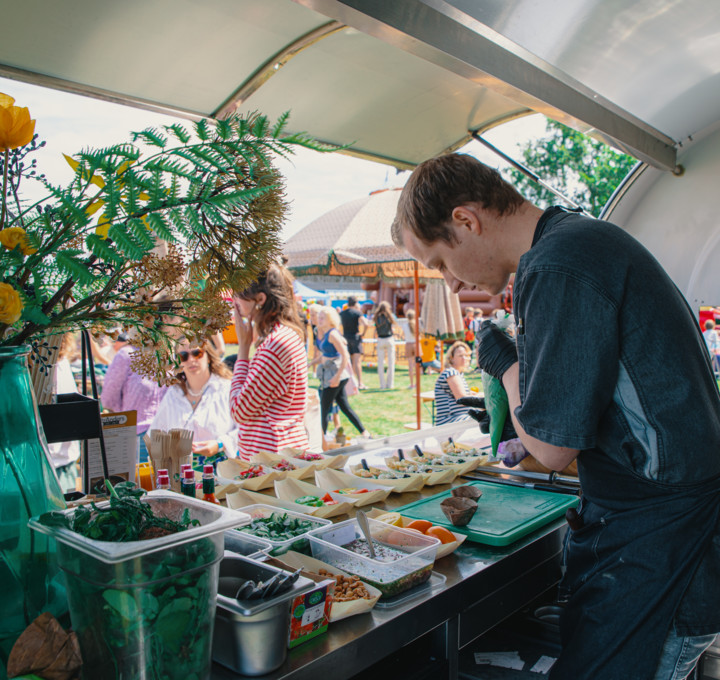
[{"xmin": 513, "ymin": 207, "xmax": 720, "ymax": 677}]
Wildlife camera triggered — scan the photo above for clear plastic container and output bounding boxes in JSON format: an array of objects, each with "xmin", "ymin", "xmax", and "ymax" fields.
[
  {"xmin": 307, "ymin": 517, "xmax": 440, "ymax": 599},
  {"xmin": 29, "ymin": 491, "xmax": 250, "ymax": 680},
  {"xmin": 223, "ymin": 529, "xmax": 272, "ymax": 560},
  {"xmin": 234, "ymin": 504, "xmax": 331, "ymax": 556}
]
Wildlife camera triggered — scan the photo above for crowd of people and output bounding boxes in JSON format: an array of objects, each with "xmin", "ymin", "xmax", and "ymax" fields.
[{"xmin": 50, "ymin": 268, "xmax": 521, "ymax": 487}]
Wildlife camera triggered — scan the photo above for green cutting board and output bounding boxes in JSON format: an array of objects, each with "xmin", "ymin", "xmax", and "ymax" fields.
[{"xmin": 397, "ymin": 481, "xmax": 578, "ymax": 546}]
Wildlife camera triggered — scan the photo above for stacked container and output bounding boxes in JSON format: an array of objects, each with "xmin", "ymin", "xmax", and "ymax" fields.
[{"xmin": 30, "ymin": 491, "xmax": 249, "ymax": 679}]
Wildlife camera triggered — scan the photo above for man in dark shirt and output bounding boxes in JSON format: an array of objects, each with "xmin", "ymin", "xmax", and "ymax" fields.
[
  {"xmin": 391, "ymin": 153, "xmax": 720, "ymax": 680},
  {"xmin": 339, "ymin": 295, "xmax": 368, "ymax": 389}
]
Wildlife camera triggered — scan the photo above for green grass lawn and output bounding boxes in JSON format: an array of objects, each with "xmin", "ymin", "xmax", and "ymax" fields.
[{"xmin": 309, "ymin": 364, "xmax": 484, "ymax": 438}]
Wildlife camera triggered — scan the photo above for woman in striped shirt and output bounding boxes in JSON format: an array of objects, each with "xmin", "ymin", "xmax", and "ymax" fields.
[
  {"xmin": 434, "ymin": 341, "xmax": 474, "ymax": 425},
  {"xmin": 230, "ymin": 264, "xmax": 309, "ymax": 459}
]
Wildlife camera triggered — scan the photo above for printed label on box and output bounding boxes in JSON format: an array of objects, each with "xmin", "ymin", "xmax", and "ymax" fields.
[
  {"xmin": 301, "ymin": 601, "xmax": 326, "ymax": 626},
  {"xmin": 288, "ymin": 579, "xmax": 334, "ymax": 649}
]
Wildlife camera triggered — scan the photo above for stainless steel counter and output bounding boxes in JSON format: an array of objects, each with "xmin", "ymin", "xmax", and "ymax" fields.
[
  {"xmin": 213, "ymin": 422, "xmax": 572, "ymax": 680},
  {"xmin": 212, "ymin": 518, "xmax": 566, "ymax": 680}
]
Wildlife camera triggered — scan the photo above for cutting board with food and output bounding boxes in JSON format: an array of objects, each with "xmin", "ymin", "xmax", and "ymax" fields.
[{"xmin": 396, "ymin": 481, "xmax": 578, "ymax": 547}]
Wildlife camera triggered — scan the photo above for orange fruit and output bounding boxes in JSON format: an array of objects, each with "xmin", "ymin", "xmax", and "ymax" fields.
[
  {"xmin": 405, "ymin": 519, "xmax": 433, "ymax": 534},
  {"xmin": 426, "ymin": 526, "xmax": 456, "ymax": 544}
]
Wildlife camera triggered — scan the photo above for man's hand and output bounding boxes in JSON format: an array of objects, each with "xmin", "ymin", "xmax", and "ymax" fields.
[
  {"xmin": 456, "ymin": 396, "xmax": 517, "ymax": 441},
  {"xmin": 476, "ymin": 320, "xmax": 518, "ymax": 381}
]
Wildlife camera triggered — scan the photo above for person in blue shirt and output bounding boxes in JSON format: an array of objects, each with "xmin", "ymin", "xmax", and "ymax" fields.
[{"xmin": 392, "ymin": 152, "xmax": 720, "ymax": 680}]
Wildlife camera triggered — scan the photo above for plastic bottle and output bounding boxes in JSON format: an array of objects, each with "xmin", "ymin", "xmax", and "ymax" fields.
[
  {"xmin": 202, "ymin": 464, "xmax": 218, "ymax": 504},
  {"xmin": 156, "ymin": 469, "xmax": 170, "ymax": 491},
  {"xmin": 181, "ymin": 468, "xmax": 196, "ymax": 498}
]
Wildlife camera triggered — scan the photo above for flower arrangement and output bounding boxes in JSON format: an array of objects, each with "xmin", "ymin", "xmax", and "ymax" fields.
[{"xmin": 0, "ymin": 92, "xmax": 332, "ymax": 383}]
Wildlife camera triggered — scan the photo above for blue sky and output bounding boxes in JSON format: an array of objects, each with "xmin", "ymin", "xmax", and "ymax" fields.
[{"xmin": 0, "ymin": 76, "xmax": 546, "ymax": 241}]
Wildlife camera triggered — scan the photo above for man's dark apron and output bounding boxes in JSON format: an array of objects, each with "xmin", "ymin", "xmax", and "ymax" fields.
[{"xmin": 551, "ymin": 450, "xmax": 720, "ymax": 680}]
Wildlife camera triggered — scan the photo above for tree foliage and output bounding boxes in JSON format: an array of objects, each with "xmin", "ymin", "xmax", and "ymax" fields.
[{"xmin": 504, "ymin": 119, "xmax": 637, "ymax": 217}]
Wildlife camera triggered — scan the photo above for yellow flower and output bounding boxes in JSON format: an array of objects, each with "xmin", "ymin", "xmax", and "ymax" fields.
[
  {"xmin": 0, "ymin": 226, "xmax": 36, "ymax": 255},
  {"xmin": 0, "ymin": 93, "xmax": 35, "ymax": 151},
  {"xmin": 0, "ymin": 282, "xmax": 23, "ymax": 325}
]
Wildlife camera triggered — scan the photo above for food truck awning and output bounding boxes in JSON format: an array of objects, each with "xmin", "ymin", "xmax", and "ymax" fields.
[{"xmin": 3, "ymin": 0, "xmax": 717, "ymax": 173}]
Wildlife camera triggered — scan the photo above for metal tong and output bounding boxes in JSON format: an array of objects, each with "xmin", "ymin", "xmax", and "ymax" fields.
[{"xmin": 235, "ymin": 567, "xmax": 303, "ymax": 600}]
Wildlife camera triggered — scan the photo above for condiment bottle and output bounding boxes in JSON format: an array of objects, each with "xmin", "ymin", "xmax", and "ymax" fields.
[
  {"xmin": 135, "ymin": 461, "xmax": 155, "ymax": 491},
  {"xmin": 156, "ymin": 469, "xmax": 170, "ymax": 491},
  {"xmin": 202, "ymin": 464, "xmax": 218, "ymax": 504},
  {"xmin": 181, "ymin": 468, "xmax": 196, "ymax": 498}
]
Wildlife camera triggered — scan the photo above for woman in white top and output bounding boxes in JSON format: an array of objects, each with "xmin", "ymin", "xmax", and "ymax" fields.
[{"xmin": 150, "ymin": 338, "xmax": 238, "ymax": 457}]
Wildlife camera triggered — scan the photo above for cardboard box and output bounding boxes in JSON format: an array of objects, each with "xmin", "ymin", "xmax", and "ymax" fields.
[{"xmin": 264, "ymin": 557, "xmax": 334, "ymax": 648}]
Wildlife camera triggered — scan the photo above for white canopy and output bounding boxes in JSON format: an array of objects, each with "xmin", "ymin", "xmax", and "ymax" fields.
[
  {"xmin": 3, "ymin": 0, "xmax": 717, "ymax": 172},
  {"xmin": 3, "ymin": 1, "xmax": 720, "ymax": 304}
]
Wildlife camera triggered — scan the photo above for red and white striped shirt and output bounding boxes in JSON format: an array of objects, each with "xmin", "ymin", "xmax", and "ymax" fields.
[{"xmin": 230, "ymin": 323, "xmax": 309, "ymax": 460}]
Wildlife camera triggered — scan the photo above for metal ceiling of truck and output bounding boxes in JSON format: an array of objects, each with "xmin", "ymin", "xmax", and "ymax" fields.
[{"xmin": 1, "ymin": 0, "xmax": 718, "ymax": 172}]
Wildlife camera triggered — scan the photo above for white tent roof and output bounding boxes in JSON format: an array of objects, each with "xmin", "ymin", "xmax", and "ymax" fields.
[{"xmin": 3, "ymin": 0, "xmax": 717, "ymax": 172}]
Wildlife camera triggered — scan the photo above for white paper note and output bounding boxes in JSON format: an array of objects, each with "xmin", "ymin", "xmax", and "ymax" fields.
[{"xmin": 474, "ymin": 651, "xmax": 525, "ymax": 670}]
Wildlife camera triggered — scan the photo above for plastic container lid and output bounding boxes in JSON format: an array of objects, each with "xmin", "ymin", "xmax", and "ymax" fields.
[
  {"xmin": 29, "ymin": 490, "xmax": 251, "ymax": 564},
  {"xmin": 183, "ymin": 469, "xmax": 195, "ymax": 480},
  {"xmin": 307, "ymin": 517, "xmax": 439, "ymax": 597},
  {"xmin": 203, "ymin": 464, "xmax": 214, "ymax": 475}
]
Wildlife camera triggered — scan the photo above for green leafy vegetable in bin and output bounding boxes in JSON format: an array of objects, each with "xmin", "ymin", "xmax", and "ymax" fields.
[
  {"xmin": 40, "ymin": 480, "xmax": 220, "ymax": 680},
  {"xmin": 37, "ymin": 480, "xmax": 200, "ymax": 541},
  {"xmin": 239, "ymin": 512, "xmax": 315, "ymax": 540}
]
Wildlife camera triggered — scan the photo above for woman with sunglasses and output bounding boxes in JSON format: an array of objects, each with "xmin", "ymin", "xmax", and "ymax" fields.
[
  {"xmin": 150, "ymin": 339, "xmax": 238, "ymax": 458},
  {"xmin": 230, "ymin": 264, "xmax": 310, "ymax": 459}
]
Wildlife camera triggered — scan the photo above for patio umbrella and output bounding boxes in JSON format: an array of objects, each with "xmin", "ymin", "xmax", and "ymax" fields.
[
  {"xmin": 284, "ymin": 189, "xmax": 443, "ymax": 283},
  {"xmin": 419, "ymin": 280, "xmax": 464, "ymax": 343}
]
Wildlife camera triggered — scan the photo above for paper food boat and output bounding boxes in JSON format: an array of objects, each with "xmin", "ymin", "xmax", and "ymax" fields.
[
  {"xmin": 364, "ymin": 508, "xmax": 467, "ymax": 560},
  {"xmin": 273, "ymin": 478, "xmax": 354, "ymax": 519},
  {"xmin": 217, "ymin": 459, "xmax": 283, "ymax": 491},
  {"xmin": 280, "ymin": 447, "xmax": 349, "ymax": 470},
  {"xmin": 250, "ymin": 450, "xmax": 317, "ymax": 481},
  {"xmin": 271, "ymin": 550, "xmax": 381, "ymax": 622},
  {"xmin": 347, "ymin": 464, "xmax": 429, "ymax": 493},
  {"xmin": 225, "ymin": 487, "xmax": 329, "ymax": 517},
  {"xmin": 313, "ymin": 468, "xmax": 392, "ymax": 507},
  {"xmin": 384, "ymin": 456, "xmax": 458, "ymax": 486}
]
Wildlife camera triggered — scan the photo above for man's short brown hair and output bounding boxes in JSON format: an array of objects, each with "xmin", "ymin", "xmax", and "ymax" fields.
[{"xmin": 393, "ymin": 154, "xmax": 525, "ymax": 246}]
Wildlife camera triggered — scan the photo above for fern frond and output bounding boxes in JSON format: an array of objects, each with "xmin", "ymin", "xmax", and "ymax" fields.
[
  {"xmin": 55, "ymin": 252, "xmax": 97, "ymax": 286},
  {"xmin": 215, "ymin": 119, "xmax": 233, "ymax": 141},
  {"xmin": 144, "ymin": 157, "xmax": 197, "ymax": 180},
  {"xmin": 107, "ymin": 224, "xmax": 148, "ymax": 260},
  {"xmin": 144, "ymin": 212, "xmax": 176, "ymax": 243},
  {"xmin": 127, "ymin": 218, "xmax": 156, "ymax": 250},
  {"xmin": 194, "ymin": 119, "xmax": 211, "ymax": 142},
  {"xmin": 131, "ymin": 128, "xmax": 168, "ymax": 148},
  {"xmin": 271, "ymin": 111, "xmax": 291, "ymax": 138},
  {"xmin": 165, "ymin": 123, "xmax": 191, "ymax": 144},
  {"xmin": 86, "ymin": 234, "xmax": 125, "ymax": 265}
]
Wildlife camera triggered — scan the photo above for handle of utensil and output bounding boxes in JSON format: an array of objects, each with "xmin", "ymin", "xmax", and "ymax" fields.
[{"xmin": 356, "ymin": 510, "xmax": 376, "ymax": 559}]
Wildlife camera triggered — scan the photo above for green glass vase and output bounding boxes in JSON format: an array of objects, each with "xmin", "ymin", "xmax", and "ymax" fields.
[{"xmin": 0, "ymin": 345, "xmax": 67, "ymax": 676}]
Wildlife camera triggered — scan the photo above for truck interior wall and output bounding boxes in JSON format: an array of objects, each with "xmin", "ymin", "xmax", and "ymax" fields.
[{"xmin": 604, "ymin": 121, "xmax": 720, "ymax": 310}]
